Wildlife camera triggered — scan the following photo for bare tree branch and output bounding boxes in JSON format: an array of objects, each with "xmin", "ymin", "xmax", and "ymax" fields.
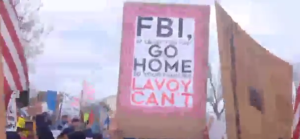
[
  {"xmin": 207, "ymin": 63, "xmax": 225, "ymax": 119},
  {"xmin": 209, "ymin": 76, "xmax": 218, "ymax": 102},
  {"xmin": 220, "ymin": 107, "xmax": 225, "ymax": 114},
  {"xmin": 208, "ymin": 101, "xmax": 214, "ymax": 108},
  {"xmin": 14, "ymin": 0, "xmax": 52, "ymax": 73},
  {"xmin": 208, "ymin": 64, "xmax": 218, "ymax": 102}
]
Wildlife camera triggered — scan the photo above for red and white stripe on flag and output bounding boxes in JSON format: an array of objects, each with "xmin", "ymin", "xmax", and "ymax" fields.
[
  {"xmin": 293, "ymin": 84, "xmax": 300, "ymax": 139},
  {"xmin": 0, "ymin": 0, "xmax": 29, "ymax": 107}
]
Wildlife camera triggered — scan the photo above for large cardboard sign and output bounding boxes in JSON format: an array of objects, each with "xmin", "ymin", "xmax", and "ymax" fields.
[
  {"xmin": 116, "ymin": 2, "xmax": 210, "ymax": 138},
  {"xmin": 216, "ymin": 2, "xmax": 293, "ymax": 139}
]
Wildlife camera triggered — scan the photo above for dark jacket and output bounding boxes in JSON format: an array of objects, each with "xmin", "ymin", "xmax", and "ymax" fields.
[
  {"xmin": 68, "ymin": 131, "xmax": 86, "ymax": 139},
  {"xmin": 58, "ymin": 126, "xmax": 75, "ymax": 138},
  {"xmin": 6, "ymin": 131, "xmax": 21, "ymax": 139},
  {"xmin": 57, "ymin": 120, "xmax": 68, "ymax": 130},
  {"xmin": 35, "ymin": 114, "xmax": 54, "ymax": 139},
  {"xmin": 83, "ymin": 128, "xmax": 93, "ymax": 138}
]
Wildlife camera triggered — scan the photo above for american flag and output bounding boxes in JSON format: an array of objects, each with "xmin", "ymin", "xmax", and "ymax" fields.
[
  {"xmin": 1, "ymin": 0, "xmax": 29, "ymax": 107},
  {"xmin": 293, "ymin": 83, "xmax": 300, "ymax": 139}
]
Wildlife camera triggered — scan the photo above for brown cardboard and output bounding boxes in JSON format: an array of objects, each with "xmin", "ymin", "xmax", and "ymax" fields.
[
  {"xmin": 22, "ymin": 102, "xmax": 47, "ymax": 116},
  {"xmin": 0, "ymin": 19, "xmax": 6, "ymax": 139},
  {"xmin": 215, "ymin": 2, "xmax": 293, "ymax": 139},
  {"xmin": 37, "ymin": 91, "xmax": 47, "ymax": 102},
  {"xmin": 108, "ymin": 118, "xmax": 123, "ymax": 139}
]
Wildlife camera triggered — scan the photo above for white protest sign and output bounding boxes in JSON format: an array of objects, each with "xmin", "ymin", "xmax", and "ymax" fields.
[
  {"xmin": 131, "ymin": 17, "xmax": 195, "ymax": 107},
  {"xmin": 6, "ymin": 96, "xmax": 17, "ymax": 131}
]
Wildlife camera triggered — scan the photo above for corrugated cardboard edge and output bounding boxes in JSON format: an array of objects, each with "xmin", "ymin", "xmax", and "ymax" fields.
[{"xmin": 215, "ymin": 2, "xmax": 238, "ymax": 139}]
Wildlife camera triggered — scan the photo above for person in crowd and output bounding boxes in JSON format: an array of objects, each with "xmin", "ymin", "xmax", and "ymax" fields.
[
  {"xmin": 57, "ymin": 115, "xmax": 69, "ymax": 130},
  {"xmin": 85, "ymin": 120, "xmax": 89, "ymax": 126},
  {"xmin": 83, "ymin": 124, "xmax": 93, "ymax": 138},
  {"xmin": 6, "ymin": 131, "xmax": 21, "ymax": 139},
  {"xmin": 102, "ymin": 116, "xmax": 110, "ymax": 139},
  {"xmin": 35, "ymin": 114, "xmax": 54, "ymax": 139},
  {"xmin": 42, "ymin": 112, "xmax": 54, "ymax": 129},
  {"xmin": 17, "ymin": 127, "xmax": 28, "ymax": 139},
  {"xmin": 93, "ymin": 133, "xmax": 103, "ymax": 139},
  {"xmin": 68, "ymin": 131, "xmax": 86, "ymax": 139},
  {"xmin": 57, "ymin": 118, "xmax": 81, "ymax": 138}
]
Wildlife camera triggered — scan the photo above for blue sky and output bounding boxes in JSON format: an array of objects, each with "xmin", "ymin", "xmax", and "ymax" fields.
[{"xmin": 29, "ymin": 0, "xmax": 300, "ymax": 100}]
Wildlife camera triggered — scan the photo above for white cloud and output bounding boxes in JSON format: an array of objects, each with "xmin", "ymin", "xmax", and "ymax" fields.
[
  {"xmin": 210, "ymin": 1, "xmax": 279, "ymax": 35},
  {"xmin": 42, "ymin": 0, "xmax": 108, "ymax": 12},
  {"xmin": 31, "ymin": 0, "xmax": 300, "ymax": 101}
]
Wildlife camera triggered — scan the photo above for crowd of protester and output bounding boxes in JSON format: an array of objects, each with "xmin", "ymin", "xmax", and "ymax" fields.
[{"xmin": 6, "ymin": 112, "xmax": 103, "ymax": 139}]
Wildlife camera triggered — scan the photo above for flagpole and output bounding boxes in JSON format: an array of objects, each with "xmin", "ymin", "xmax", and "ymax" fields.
[
  {"xmin": 80, "ymin": 81, "xmax": 84, "ymax": 109},
  {"xmin": 57, "ymin": 92, "xmax": 64, "ymax": 122},
  {"xmin": 79, "ymin": 81, "xmax": 85, "ymax": 121}
]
